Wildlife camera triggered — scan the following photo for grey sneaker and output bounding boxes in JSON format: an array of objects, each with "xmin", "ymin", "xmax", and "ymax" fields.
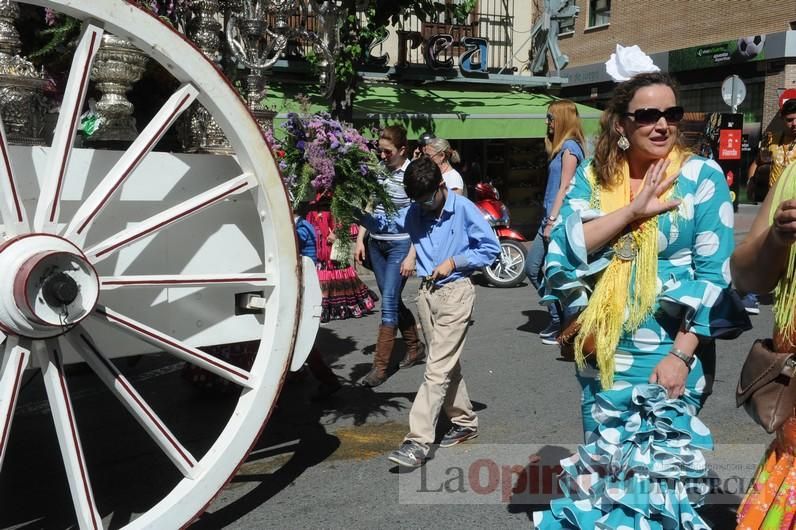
[
  {"xmin": 388, "ymin": 441, "xmax": 427, "ymax": 468},
  {"xmin": 440, "ymin": 425, "xmax": 478, "ymax": 448},
  {"xmin": 539, "ymin": 323, "xmax": 560, "ymax": 339}
]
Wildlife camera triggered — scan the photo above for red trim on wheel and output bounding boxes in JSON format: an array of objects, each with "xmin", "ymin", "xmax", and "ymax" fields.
[
  {"xmin": 0, "ymin": 354, "xmax": 26, "ymax": 455},
  {"xmin": 50, "ymin": 31, "xmax": 98, "ymax": 223},
  {"xmin": 80, "ymin": 335, "xmax": 194, "ymax": 468},
  {"xmin": 94, "ymin": 307, "xmax": 250, "ymax": 381},
  {"xmin": 53, "ymin": 351, "xmax": 99, "ymax": 530},
  {"xmin": 101, "ymin": 276, "xmax": 267, "ymax": 287},
  {"xmin": 16, "ymin": 251, "xmax": 54, "ymax": 326},
  {"xmin": 0, "ymin": 133, "xmax": 22, "ymax": 223},
  {"xmin": 94, "ymin": 181, "xmax": 249, "ymax": 259}
]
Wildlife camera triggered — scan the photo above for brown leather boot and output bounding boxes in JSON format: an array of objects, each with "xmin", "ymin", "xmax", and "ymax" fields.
[
  {"xmin": 361, "ymin": 324, "xmax": 396, "ymax": 387},
  {"xmin": 398, "ymin": 308, "xmax": 425, "ymax": 369}
]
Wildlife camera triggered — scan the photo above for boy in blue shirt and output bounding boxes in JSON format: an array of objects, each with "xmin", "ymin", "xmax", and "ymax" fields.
[{"xmin": 360, "ymin": 156, "xmax": 500, "ymax": 467}]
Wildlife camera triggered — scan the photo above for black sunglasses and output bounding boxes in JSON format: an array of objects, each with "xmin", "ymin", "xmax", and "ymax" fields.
[{"xmin": 623, "ymin": 106, "xmax": 684, "ymax": 125}]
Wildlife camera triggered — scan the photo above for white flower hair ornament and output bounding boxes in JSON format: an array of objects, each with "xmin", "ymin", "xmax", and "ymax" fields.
[{"xmin": 605, "ymin": 44, "xmax": 660, "ymax": 82}]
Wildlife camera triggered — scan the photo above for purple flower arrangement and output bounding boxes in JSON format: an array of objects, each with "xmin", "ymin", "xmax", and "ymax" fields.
[{"xmin": 268, "ymin": 112, "xmax": 394, "ymax": 261}]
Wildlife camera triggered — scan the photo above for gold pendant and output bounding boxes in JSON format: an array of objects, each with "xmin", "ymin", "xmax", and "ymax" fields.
[{"xmin": 615, "ymin": 233, "xmax": 638, "ymax": 261}]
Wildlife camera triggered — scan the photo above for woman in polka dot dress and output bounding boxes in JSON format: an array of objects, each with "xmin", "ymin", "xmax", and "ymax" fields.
[
  {"xmin": 733, "ymin": 162, "xmax": 796, "ymax": 529},
  {"xmin": 533, "ymin": 71, "xmax": 750, "ymax": 529}
]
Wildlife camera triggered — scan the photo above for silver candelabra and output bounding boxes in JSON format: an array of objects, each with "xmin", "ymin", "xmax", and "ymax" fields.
[{"xmin": 226, "ymin": 0, "xmax": 337, "ymax": 125}]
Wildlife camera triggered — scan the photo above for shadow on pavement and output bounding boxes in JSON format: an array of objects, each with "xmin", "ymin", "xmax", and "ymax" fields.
[
  {"xmin": 518, "ymin": 309, "xmax": 552, "ymax": 334},
  {"xmin": 506, "ymin": 445, "xmax": 571, "ymax": 520},
  {"xmin": 193, "ymin": 327, "xmax": 435, "ymax": 527},
  {"xmin": 190, "ymin": 388, "xmax": 341, "ymax": 529}
]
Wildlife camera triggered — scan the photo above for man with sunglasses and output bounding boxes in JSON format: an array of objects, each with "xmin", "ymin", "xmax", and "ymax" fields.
[{"xmin": 358, "ymin": 156, "xmax": 499, "ymax": 468}]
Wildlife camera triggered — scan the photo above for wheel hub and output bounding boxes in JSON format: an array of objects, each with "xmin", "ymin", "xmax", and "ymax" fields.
[
  {"xmin": 42, "ymin": 271, "xmax": 80, "ymax": 307},
  {"xmin": 0, "ymin": 234, "xmax": 99, "ymax": 338}
]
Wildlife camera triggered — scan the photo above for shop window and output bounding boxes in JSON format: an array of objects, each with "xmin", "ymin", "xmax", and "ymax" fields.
[{"xmin": 587, "ymin": 0, "xmax": 610, "ymax": 28}]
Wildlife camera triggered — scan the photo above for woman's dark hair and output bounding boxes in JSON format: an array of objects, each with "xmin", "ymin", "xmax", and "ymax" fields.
[
  {"xmin": 380, "ymin": 125, "xmax": 408, "ymax": 149},
  {"xmin": 593, "ymin": 72, "xmax": 684, "ymax": 186},
  {"xmin": 782, "ymin": 99, "xmax": 796, "ymax": 116},
  {"xmin": 404, "ymin": 156, "xmax": 442, "ymax": 200}
]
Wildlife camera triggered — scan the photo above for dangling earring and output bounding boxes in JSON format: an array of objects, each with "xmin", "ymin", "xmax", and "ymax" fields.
[{"xmin": 617, "ymin": 134, "xmax": 630, "ymax": 151}]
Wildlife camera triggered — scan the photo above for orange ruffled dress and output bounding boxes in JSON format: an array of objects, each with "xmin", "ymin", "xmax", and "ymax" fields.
[{"xmin": 737, "ymin": 408, "xmax": 796, "ymax": 529}]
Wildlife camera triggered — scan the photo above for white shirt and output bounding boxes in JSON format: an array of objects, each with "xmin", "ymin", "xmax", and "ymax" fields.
[{"xmin": 442, "ymin": 168, "xmax": 465, "ymax": 194}]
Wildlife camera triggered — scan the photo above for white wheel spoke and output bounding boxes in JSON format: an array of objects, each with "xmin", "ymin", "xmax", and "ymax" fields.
[
  {"xmin": 91, "ymin": 305, "xmax": 254, "ymax": 389},
  {"xmin": 33, "ymin": 340, "xmax": 102, "ymax": 530},
  {"xmin": 33, "ymin": 24, "xmax": 103, "ymax": 234},
  {"xmin": 99, "ymin": 273, "xmax": 271, "ymax": 290},
  {"xmin": 66, "ymin": 327, "xmax": 198, "ymax": 478},
  {"xmin": 0, "ymin": 117, "xmax": 29, "ymax": 234},
  {"xmin": 0, "ymin": 337, "xmax": 30, "ymax": 472},
  {"xmin": 64, "ymin": 84, "xmax": 200, "ymax": 242},
  {"xmin": 84, "ymin": 173, "xmax": 257, "ymax": 264}
]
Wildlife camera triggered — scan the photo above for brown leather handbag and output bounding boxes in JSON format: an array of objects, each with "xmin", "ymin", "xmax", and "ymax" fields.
[
  {"xmin": 736, "ymin": 339, "xmax": 796, "ymax": 433},
  {"xmin": 557, "ymin": 318, "xmax": 595, "ymax": 362}
]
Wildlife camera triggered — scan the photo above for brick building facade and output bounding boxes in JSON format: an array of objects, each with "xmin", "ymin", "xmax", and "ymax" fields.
[
  {"xmin": 550, "ymin": 1, "xmax": 796, "ymax": 190},
  {"xmin": 558, "ymin": 1, "xmax": 796, "ymax": 69}
]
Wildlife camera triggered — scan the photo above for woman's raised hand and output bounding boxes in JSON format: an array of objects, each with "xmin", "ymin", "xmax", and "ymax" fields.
[
  {"xmin": 628, "ymin": 158, "xmax": 681, "ymax": 221},
  {"xmin": 772, "ymin": 199, "xmax": 796, "ymax": 245}
]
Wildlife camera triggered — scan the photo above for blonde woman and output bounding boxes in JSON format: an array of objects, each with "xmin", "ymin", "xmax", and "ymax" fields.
[
  {"xmin": 423, "ymin": 137, "xmax": 465, "ymax": 195},
  {"xmin": 526, "ymin": 99, "xmax": 585, "ymax": 344}
]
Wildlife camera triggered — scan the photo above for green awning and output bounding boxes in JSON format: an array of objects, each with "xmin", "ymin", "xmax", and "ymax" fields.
[{"xmin": 263, "ymin": 83, "xmax": 602, "ymax": 140}]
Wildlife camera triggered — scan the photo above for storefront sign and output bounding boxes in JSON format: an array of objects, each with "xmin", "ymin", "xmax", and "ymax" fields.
[
  {"xmin": 716, "ymin": 113, "xmax": 744, "ymax": 208},
  {"xmin": 396, "ymin": 30, "xmax": 490, "ymax": 74},
  {"xmin": 669, "ymin": 35, "xmax": 767, "ymax": 72}
]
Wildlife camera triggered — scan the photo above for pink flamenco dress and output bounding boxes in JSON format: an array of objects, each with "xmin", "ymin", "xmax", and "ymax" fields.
[{"xmin": 306, "ymin": 209, "xmax": 377, "ymax": 323}]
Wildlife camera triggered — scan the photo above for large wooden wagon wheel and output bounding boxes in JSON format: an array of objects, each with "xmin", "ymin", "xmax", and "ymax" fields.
[{"xmin": 0, "ymin": 1, "xmax": 320, "ymax": 527}]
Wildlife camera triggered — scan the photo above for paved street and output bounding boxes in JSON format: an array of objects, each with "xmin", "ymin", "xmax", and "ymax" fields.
[
  {"xmin": 0, "ymin": 205, "xmax": 773, "ymax": 529},
  {"xmin": 196, "ymin": 204, "xmax": 770, "ymax": 528}
]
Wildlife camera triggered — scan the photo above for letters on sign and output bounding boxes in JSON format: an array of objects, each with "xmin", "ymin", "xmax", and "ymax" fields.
[{"xmin": 393, "ymin": 30, "xmax": 490, "ymax": 74}]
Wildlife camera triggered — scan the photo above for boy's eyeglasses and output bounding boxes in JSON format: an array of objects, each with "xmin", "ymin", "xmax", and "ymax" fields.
[
  {"xmin": 623, "ymin": 106, "xmax": 684, "ymax": 125},
  {"xmin": 419, "ymin": 189, "xmax": 438, "ymax": 207}
]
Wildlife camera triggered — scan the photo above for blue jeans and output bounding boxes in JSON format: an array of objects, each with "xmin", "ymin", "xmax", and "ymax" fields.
[
  {"xmin": 525, "ymin": 230, "xmax": 561, "ymax": 327},
  {"xmin": 368, "ymin": 237, "xmax": 411, "ymax": 326}
]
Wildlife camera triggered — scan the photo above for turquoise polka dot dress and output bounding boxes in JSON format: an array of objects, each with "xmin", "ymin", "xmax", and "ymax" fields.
[{"xmin": 533, "ymin": 156, "xmax": 751, "ymax": 529}]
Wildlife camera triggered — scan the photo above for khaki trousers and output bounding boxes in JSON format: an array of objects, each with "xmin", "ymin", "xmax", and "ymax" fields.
[{"xmin": 405, "ymin": 278, "xmax": 478, "ymax": 451}]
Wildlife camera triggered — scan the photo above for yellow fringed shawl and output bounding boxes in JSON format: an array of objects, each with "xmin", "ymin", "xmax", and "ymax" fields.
[
  {"xmin": 768, "ymin": 163, "xmax": 796, "ymax": 347},
  {"xmin": 574, "ymin": 149, "xmax": 684, "ymax": 389}
]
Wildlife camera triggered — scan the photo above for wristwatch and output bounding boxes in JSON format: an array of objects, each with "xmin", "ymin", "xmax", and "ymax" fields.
[
  {"xmin": 547, "ymin": 215, "xmax": 558, "ymax": 222},
  {"xmin": 668, "ymin": 348, "xmax": 696, "ymax": 370}
]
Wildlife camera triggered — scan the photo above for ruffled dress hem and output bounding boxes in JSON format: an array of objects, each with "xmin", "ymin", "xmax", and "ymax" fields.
[{"xmin": 533, "ymin": 383, "xmax": 713, "ymax": 530}]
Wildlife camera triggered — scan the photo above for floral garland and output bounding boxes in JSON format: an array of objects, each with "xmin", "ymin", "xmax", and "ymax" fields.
[{"xmin": 267, "ymin": 112, "xmax": 394, "ymax": 263}]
